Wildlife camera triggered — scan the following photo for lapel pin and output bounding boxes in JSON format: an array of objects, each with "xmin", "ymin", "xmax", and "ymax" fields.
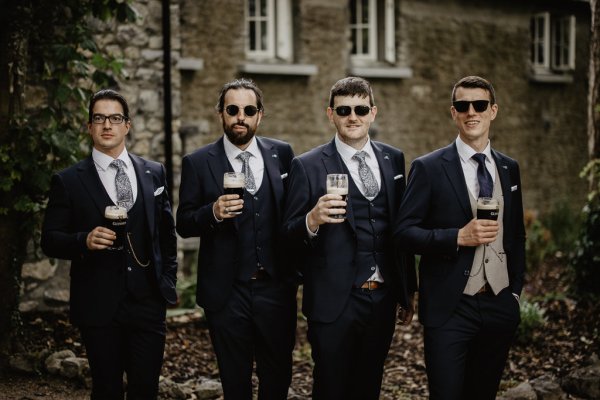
[
  {"xmin": 384, "ymin": 155, "xmax": 389, "ymax": 160},
  {"xmin": 272, "ymin": 154, "xmax": 278, "ymax": 158},
  {"xmin": 145, "ymin": 170, "xmax": 151, "ymax": 174},
  {"xmin": 502, "ymin": 165, "xmax": 508, "ymax": 169}
]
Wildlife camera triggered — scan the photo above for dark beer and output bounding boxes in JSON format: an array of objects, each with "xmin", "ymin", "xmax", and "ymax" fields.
[
  {"xmin": 477, "ymin": 197, "xmax": 499, "ymax": 221},
  {"xmin": 104, "ymin": 206, "xmax": 127, "ymax": 250},
  {"xmin": 223, "ymin": 172, "xmax": 245, "ymax": 215},
  {"xmin": 326, "ymin": 174, "xmax": 348, "ymax": 220}
]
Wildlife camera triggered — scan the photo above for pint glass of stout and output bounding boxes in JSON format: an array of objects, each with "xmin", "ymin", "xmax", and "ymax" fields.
[
  {"xmin": 326, "ymin": 174, "xmax": 348, "ymax": 219},
  {"xmin": 104, "ymin": 205, "xmax": 127, "ymax": 250},
  {"xmin": 223, "ymin": 172, "xmax": 245, "ymax": 215},
  {"xmin": 477, "ymin": 197, "xmax": 500, "ymax": 221}
]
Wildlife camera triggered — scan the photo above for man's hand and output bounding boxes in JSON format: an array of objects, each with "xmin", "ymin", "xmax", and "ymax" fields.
[
  {"xmin": 86, "ymin": 226, "xmax": 116, "ymax": 250},
  {"xmin": 306, "ymin": 194, "xmax": 347, "ymax": 232},
  {"xmin": 397, "ymin": 294, "xmax": 416, "ymax": 325},
  {"xmin": 213, "ymin": 194, "xmax": 244, "ymax": 220},
  {"xmin": 458, "ymin": 218, "xmax": 499, "ymax": 247}
]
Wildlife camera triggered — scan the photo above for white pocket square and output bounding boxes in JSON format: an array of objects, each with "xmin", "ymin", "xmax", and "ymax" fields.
[
  {"xmin": 511, "ymin": 185, "xmax": 518, "ymax": 192},
  {"xmin": 154, "ymin": 186, "xmax": 165, "ymax": 196},
  {"xmin": 394, "ymin": 174, "xmax": 404, "ymax": 180},
  {"xmin": 281, "ymin": 173, "xmax": 288, "ymax": 179}
]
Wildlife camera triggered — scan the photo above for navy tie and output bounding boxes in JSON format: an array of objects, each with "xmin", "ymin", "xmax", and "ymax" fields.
[
  {"xmin": 472, "ymin": 153, "xmax": 493, "ymax": 197},
  {"xmin": 110, "ymin": 159, "xmax": 134, "ymax": 211}
]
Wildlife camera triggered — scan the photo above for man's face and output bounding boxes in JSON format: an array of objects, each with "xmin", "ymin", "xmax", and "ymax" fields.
[
  {"xmin": 327, "ymin": 95, "xmax": 377, "ymax": 149},
  {"xmin": 451, "ymin": 87, "xmax": 498, "ymax": 146},
  {"xmin": 220, "ymin": 88, "xmax": 262, "ymax": 149},
  {"xmin": 87, "ymin": 99, "xmax": 130, "ymax": 158}
]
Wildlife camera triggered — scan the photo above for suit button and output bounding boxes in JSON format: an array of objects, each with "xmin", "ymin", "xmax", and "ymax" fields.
[
  {"xmin": 464, "ymin": 270, "xmax": 470, "ymax": 276},
  {"xmin": 127, "ymin": 267, "xmax": 132, "ymax": 272},
  {"xmin": 485, "ymin": 259, "xmax": 489, "ymax": 263},
  {"xmin": 255, "ymin": 212, "xmax": 260, "ymax": 217},
  {"xmin": 371, "ymin": 266, "xmax": 376, "ymax": 271},
  {"xmin": 254, "ymin": 196, "xmax": 259, "ymax": 200},
  {"xmin": 370, "ymin": 218, "xmax": 376, "ymax": 223}
]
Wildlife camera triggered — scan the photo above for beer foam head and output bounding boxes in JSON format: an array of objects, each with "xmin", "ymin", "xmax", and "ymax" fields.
[
  {"xmin": 327, "ymin": 186, "xmax": 348, "ymax": 195},
  {"xmin": 223, "ymin": 173, "xmax": 245, "ymax": 188},
  {"xmin": 477, "ymin": 197, "xmax": 499, "ymax": 209},
  {"xmin": 105, "ymin": 205, "xmax": 127, "ymax": 219}
]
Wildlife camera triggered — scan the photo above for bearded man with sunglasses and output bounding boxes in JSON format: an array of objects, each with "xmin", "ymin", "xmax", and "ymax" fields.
[
  {"xmin": 177, "ymin": 78, "xmax": 297, "ymax": 399},
  {"xmin": 394, "ymin": 76, "xmax": 526, "ymax": 400},
  {"xmin": 282, "ymin": 76, "xmax": 416, "ymax": 400}
]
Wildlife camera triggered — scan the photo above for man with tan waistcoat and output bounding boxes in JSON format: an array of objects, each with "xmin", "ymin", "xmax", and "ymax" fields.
[{"xmin": 394, "ymin": 75, "xmax": 526, "ymax": 400}]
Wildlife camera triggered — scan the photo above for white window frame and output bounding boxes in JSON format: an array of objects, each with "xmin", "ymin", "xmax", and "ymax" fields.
[
  {"xmin": 350, "ymin": 0, "xmax": 396, "ymax": 65},
  {"xmin": 245, "ymin": 0, "xmax": 293, "ymax": 62},
  {"xmin": 530, "ymin": 12, "xmax": 576, "ymax": 74}
]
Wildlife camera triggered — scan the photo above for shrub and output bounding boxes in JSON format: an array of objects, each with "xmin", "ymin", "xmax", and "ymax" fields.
[{"xmin": 516, "ymin": 298, "xmax": 547, "ymax": 344}]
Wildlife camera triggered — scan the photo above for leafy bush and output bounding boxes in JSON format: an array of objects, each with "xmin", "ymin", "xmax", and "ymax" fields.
[
  {"xmin": 516, "ymin": 298, "xmax": 547, "ymax": 344},
  {"xmin": 524, "ymin": 210, "xmax": 552, "ymax": 273}
]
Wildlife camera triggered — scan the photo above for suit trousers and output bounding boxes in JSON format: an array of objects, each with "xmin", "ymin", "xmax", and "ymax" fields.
[
  {"xmin": 79, "ymin": 292, "xmax": 167, "ymax": 400},
  {"xmin": 424, "ymin": 288, "xmax": 520, "ymax": 400},
  {"xmin": 204, "ymin": 278, "xmax": 297, "ymax": 400},
  {"xmin": 307, "ymin": 286, "xmax": 397, "ymax": 400}
]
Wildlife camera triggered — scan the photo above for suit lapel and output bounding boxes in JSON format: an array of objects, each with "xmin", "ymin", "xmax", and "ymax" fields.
[
  {"xmin": 321, "ymin": 139, "xmax": 356, "ymax": 231},
  {"xmin": 441, "ymin": 143, "xmax": 473, "ymax": 220},
  {"xmin": 130, "ymin": 153, "xmax": 156, "ymax": 238},
  {"xmin": 258, "ymin": 138, "xmax": 284, "ymax": 221},
  {"xmin": 208, "ymin": 137, "xmax": 238, "ymax": 229},
  {"xmin": 371, "ymin": 142, "xmax": 395, "ymax": 219},
  {"xmin": 491, "ymin": 149, "xmax": 512, "ymax": 224},
  {"xmin": 77, "ymin": 157, "xmax": 113, "ymax": 217}
]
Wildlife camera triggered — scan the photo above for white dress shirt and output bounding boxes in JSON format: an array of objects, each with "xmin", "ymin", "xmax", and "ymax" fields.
[
  {"xmin": 223, "ymin": 134, "xmax": 265, "ymax": 191},
  {"xmin": 455, "ymin": 136, "xmax": 496, "ymax": 200},
  {"xmin": 92, "ymin": 147, "xmax": 138, "ymax": 205},
  {"xmin": 334, "ymin": 134, "xmax": 381, "ymax": 200}
]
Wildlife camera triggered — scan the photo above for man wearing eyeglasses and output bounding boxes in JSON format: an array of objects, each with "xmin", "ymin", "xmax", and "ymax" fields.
[
  {"xmin": 394, "ymin": 76, "xmax": 526, "ymax": 400},
  {"xmin": 177, "ymin": 78, "xmax": 297, "ymax": 399},
  {"xmin": 282, "ymin": 76, "xmax": 417, "ymax": 400},
  {"xmin": 41, "ymin": 89, "xmax": 178, "ymax": 399}
]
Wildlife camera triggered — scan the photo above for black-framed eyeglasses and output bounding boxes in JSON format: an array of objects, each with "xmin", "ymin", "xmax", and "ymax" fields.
[
  {"xmin": 225, "ymin": 104, "xmax": 260, "ymax": 117},
  {"xmin": 332, "ymin": 105, "xmax": 372, "ymax": 117},
  {"xmin": 452, "ymin": 100, "xmax": 490, "ymax": 113},
  {"xmin": 92, "ymin": 114, "xmax": 128, "ymax": 124}
]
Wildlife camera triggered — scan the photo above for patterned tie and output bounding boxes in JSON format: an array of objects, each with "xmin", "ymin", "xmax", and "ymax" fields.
[
  {"xmin": 110, "ymin": 159, "xmax": 134, "ymax": 211},
  {"xmin": 236, "ymin": 151, "xmax": 256, "ymax": 193},
  {"xmin": 472, "ymin": 153, "xmax": 493, "ymax": 198},
  {"xmin": 352, "ymin": 151, "xmax": 379, "ymax": 198}
]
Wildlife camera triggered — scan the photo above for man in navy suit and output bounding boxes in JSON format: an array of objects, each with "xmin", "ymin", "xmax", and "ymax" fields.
[
  {"xmin": 41, "ymin": 89, "xmax": 178, "ymax": 399},
  {"xmin": 395, "ymin": 76, "xmax": 526, "ymax": 400},
  {"xmin": 282, "ymin": 76, "xmax": 416, "ymax": 400},
  {"xmin": 177, "ymin": 78, "xmax": 297, "ymax": 399}
]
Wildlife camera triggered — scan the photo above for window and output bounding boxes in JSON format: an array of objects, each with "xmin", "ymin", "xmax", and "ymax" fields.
[
  {"xmin": 530, "ymin": 13, "xmax": 576, "ymax": 75},
  {"xmin": 350, "ymin": 0, "xmax": 396, "ymax": 64},
  {"xmin": 245, "ymin": 0, "xmax": 292, "ymax": 62}
]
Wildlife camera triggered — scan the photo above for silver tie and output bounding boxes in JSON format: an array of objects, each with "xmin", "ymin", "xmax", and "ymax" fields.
[
  {"xmin": 352, "ymin": 151, "xmax": 379, "ymax": 198},
  {"xmin": 236, "ymin": 151, "xmax": 256, "ymax": 193},
  {"xmin": 110, "ymin": 159, "xmax": 134, "ymax": 211}
]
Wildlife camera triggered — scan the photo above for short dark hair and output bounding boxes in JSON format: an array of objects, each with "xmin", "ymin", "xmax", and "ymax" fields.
[
  {"xmin": 451, "ymin": 76, "xmax": 496, "ymax": 104},
  {"xmin": 329, "ymin": 76, "xmax": 375, "ymax": 108},
  {"xmin": 88, "ymin": 89, "xmax": 130, "ymax": 123},
  {"xmin": 215, "ymin": 78, "xmax": 264, "ymax": 113}
]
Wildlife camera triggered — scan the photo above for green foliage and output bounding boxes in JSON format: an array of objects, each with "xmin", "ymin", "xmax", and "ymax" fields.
[
  {"xmin": 570, "ymin": 159, "xmax": 600, "ymax": 299},
  {"xmin": 176, "ymin": 276, "xmax": 198, "ymax": 310},
  {"xmin": 525, "ymin": 210, "xmax": 552, "ymax": 273},
  {"xmin": 516, "ymin": 298, "xmax": 547, "ymax": 344}
]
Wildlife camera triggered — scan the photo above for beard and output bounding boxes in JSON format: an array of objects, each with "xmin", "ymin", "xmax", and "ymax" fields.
[{"xmin": 223, "ymin": 120, "xmax": 257, "ymax": 146}]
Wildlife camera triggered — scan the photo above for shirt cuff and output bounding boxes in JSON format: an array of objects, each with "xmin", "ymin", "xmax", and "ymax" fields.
[
  {"xmin": 305, "ymin": 214, "xmax": 318, "ymax": 238},
  {"xmin": 212, "ymin": 203, "xmax": 223, "ymax": 223}
]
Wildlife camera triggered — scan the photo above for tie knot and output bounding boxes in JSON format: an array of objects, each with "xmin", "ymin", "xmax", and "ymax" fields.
[
  {"xmin": 236, "ymin": 151, "xmax": 252, "ymax": 162},
  {"xmin": 353, "ymin": 151, "xmax": 368, "ymax": 162},
  {"xmin": 110, "ymin": 159, "xmax": 126, "ymax": 171},
  {"xmin": 472, "ymin": 153, "xmax": 486, "ymax": 166}
]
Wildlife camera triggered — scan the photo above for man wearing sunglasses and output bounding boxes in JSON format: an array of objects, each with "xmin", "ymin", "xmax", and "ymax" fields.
[
  {"xmin": 41, "ymin": 89, "xmax": 178, "ymax": 399},
  {"xmin": 394, "ymin": 76, "xmax": 526, "ymax": 400},
  {"xmin": 282, "ymin": 76, "xmax": 417, "ymax": 400},
  {"xmin": 177, "ymin": 78, "xmax": 297, "ymax": 399}
]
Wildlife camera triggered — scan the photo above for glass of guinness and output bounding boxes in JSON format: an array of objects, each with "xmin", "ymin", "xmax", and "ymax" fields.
[
  {"xmin": 223, "ymin": 172, "xmax": 245, "ymax": 215},
  {"xmin": 104, "ymin": 205, "xmax": 127, "ymax": 250},
  {"xmin": 477, "ymin": 197, "xmax": 500, "ymax": 221},
  {"xmin": 326, "ymin": 174, "xmax": 348, "ymax": 219}
]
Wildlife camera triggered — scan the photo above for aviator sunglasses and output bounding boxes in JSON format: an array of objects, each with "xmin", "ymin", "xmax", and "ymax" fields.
[
  {"xmin": 225, "ymin": 104, "xmax": 260, "ymax": 117},
  {"xmin": 452, "ymin": 100, "xmax": 490, "ymax": 113},
  {"xmin": 332, "ymin": 105, "xmax": 372, "ymax": 117}
]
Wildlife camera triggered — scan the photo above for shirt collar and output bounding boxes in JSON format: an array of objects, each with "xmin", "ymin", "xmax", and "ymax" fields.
[
  {"xmin": 92, "ymin": 147, "xmax": 131, "ymax": 171},
  {"xmin": 455, "ymin": 135, "xmax": 492, "ymax": 164},
  {"xmin": 223, "ymin": 134, "xmax": 260, "ymax": 160},
  {"xmin": 334, "ymin": 134, "xmax": 375, "ymax": 161}
]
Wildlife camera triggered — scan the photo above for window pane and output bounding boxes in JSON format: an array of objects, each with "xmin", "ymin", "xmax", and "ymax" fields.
[
  {"xmin": 351, "ymin": 29, "xmax": 357, "ymax": 54},
  {"xmin": 362, "ymin": 0, "xmax": 369, "ymax": 23},
  {"xmin": 362, "ymin": 28, "xmax": 369, "ymax": 54},
  {"xmin": 350, "ymin": 0, "xmax": 357, "ymax": 24},
  {"xmin": 261, "ymin": 21, "xmax": 267, "ymax": 50},
  {"xmin": 260, "ymin": 0, "xmax": 267, "ymax": 17},
  {"xmin": 249, "ymin": 0, "xmax": 255, "ymax": 17},
  {"xmin": 249, "ymin": 21, "xmax": 256, "ymax": 50},
  {"xmin": 537, "ymin": 43, "xmax": 544, "ymax": 64}
]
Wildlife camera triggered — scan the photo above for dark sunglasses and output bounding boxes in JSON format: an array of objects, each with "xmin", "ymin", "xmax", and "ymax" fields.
[
  {"xmin": 452, "ymin": 100, "xmax": 490, "ymax": 113},
  {"xmin": 332, "ymin": 105, "xmax": 372, "ymax": 117},
  {"xmin": 225, "ymin": 104, "xmax": 260, "ymax": 117}
]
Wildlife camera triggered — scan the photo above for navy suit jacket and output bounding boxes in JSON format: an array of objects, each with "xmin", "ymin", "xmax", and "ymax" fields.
[
  {"xmin": 282, "ymin": 139, "xmax": 417, "ymax": 323},
  {"xmin": 176, "ymin": 136, "xmax": 295, "ymax": 312},
  {"xmin": 394, "ymin": 142, "xmax": 526, "ymax": 328},
  {"xmin": 41, "ymin": 153, "xmax": 178, "ymax": 326}
]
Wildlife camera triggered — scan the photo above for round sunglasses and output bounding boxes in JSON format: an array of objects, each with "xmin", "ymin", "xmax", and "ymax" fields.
[{"xmin": 225, "ymin": 104, "xmax": 260, "ymax": 117}]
